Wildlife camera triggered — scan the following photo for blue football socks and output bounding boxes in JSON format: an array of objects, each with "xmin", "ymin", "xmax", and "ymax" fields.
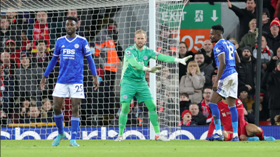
[
  {"xmin": 71, "ymin": 117, "xmax": 80, "ymax": 140},
  {"xmin": 54, "ymin": 113, "xmax": 64, "ymax": 134}
]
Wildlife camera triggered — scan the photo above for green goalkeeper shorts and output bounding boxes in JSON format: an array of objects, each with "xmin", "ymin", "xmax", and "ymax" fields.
[{"xmin": 120, "ymin": 79, "xmax": 153, "ymax": 103}]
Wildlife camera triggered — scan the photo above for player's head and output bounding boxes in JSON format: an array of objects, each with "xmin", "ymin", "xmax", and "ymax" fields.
[
  {"xmin": 134, "ymin": 29, "xmax": 147, "ymax": 49},
  {"xmin": 65, "ymin": 16, "xmax": 78, "ymax": 36},
  {"xmin": 210, "ymin": 25, "xmax": 224, "ymax": 43},
  {"xmin": 246, "ymin": 0, "xmax": 256, "ymax": 12}
]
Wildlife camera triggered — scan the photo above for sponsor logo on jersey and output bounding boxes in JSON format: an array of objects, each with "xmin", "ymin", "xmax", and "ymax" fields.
[
  {"xmin": 126, "ymin": 51, "xmax": 131, "ymax": 57},
  {"xmin": 216, "ymin": 47, "xmax": 220, "ymax": 53},
  {"xmin": 75, "ymin": 44, "xmax": 79, "ymax": 48},
  {"xmin": 63, "ymin": 49, "xmax": 75, "ymax": 59},
  {"xmin": 143, "ymin": 56, "xmax": 147, "ymax": 60}
]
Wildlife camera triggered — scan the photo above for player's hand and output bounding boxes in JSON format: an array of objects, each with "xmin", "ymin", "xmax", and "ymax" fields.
[
  {"xmin": 175, "ymin": 55, "xmax": 192, "ymax": 65},
  {"xmin": 92, "ymin": 75, "xmax": 99, "ymax": 91},
  {"xmin": 227, "ymin": 0, "xmax": 232, "ymax": 8},
  {"xmin": 213, "ymin": 81, "xmax": 218, "ymax": 91},
  {"xmin": 144, "ymin": 65, "xmax": 162, "ymax": 73},
  {"xmin": 40, "ymin": 76, "xmax": 46, "ymax": 90}
]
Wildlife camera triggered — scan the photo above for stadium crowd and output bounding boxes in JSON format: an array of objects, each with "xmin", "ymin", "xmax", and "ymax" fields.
[{"xmin": 1, "ymin": 0, "xmax": 280, "ymax": 128}]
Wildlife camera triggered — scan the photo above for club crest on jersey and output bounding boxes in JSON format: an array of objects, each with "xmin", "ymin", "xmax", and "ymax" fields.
[
  {"xmin": 74, "ymin": 44, "xmax": 79, "ymax": 48},
  {"xmin": 85, "ymin": 44, "xmax": 90, "ymax": 52},
  {"xmin": 126, "ymin": 51, "xmax": 131, "ymax": 57},
  {"xmin": 123, "ymin": 95, "xmax": 128, "ymax": 99},
  {"xmin": 216, "ymin": 47, "xmax": 220, "ymax": 53},
  {"xmin": 143, "ymin": 56, "xmax": 147, "ymax": 60}
]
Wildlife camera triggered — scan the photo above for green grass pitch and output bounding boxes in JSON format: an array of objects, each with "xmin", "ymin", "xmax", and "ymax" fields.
[{"xmin": 2, "ymin": 140, "xmax": 280, "ymax": 157}]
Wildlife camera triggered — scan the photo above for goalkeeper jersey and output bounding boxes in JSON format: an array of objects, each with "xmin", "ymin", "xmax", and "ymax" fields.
[{"xmin": 121, "ymin": 44, "xmax": 157, "ymax": 82}]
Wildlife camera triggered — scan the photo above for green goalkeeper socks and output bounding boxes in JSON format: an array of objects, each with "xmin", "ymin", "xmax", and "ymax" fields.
[
  {"xmin": 144, "ymin": 99, "xmax": 160, "ymax": 134},
  {"xmin": 118, "ymin": 102, "xmax": 130, "ymax": 136}
]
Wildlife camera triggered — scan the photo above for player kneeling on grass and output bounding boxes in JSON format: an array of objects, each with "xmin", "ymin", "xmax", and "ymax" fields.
[
  {"xmin": 207, "ymin": 98, "xmax": 275, "ymax": 141},
  {"xmin": 115, "ymin": 29, "xmax": 192, "ymax": 141}
]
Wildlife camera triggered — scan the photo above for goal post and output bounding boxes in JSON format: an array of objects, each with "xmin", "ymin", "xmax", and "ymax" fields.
[{"xmin": 1, "ymin": 0, "xmax": 188, "ymax": 140}]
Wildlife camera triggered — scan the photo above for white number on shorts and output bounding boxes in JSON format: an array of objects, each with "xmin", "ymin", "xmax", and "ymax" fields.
[{"xmin": 75, "ymin": 85, "xmax": 83, "ymax": 92}]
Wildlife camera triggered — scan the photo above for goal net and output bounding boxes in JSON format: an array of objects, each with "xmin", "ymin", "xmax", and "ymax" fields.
[{"xmin": 1, "ymin": 0, "xmax": 187, "ymax": 140}]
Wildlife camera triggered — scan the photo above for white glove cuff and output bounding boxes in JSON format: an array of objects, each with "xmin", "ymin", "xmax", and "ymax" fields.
[
  {"xmin": 143, "ymin": 66, "xmax": 150, "ymax": 71},
  {"xmin": 174, "ymin": 58, "xmax": 180, "ymax": 63}
]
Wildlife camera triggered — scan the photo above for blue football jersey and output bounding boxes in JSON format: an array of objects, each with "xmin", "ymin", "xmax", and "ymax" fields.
[
  {"xmin": 213, "ymin": 39, "xmax": 237, "ymax": 80},
  {"xmin": 53, "ymin": 35, "xmax": 91, "ymax": 84}
]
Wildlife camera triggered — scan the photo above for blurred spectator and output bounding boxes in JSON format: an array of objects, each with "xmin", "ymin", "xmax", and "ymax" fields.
[
  {"xmin": 179, "ymin": 41, "xmax": 193, "ymax": 81},
  {"xmin": 157, "ymin": 66, "xmax": 177, "ymax": 103},
  {"xmin": 92, "ymin": 19, "xmax": 120, "ymax": 89},
  {"xmin": 275, "ymin": 115, "xmax": 280, "ymax": 125},
  {"xmin": 15, "ymin": 53, "xmax": 43, "ymax": 98},
  {"xmin": 199, "ymin": 40, "xmax": 214, "ymax": 65},
  {"xmin": 237, "ymin": 46, "xmax": 256, "ymax": 96},
  {"xmin": 106, "ymin": 19, "xmax": 123, "ymax": 61},
  {"xmin": 179, "ymin": 61, "xmax": 205, "ymax": 104},
  {"xmin": 267, "ymin": 46, "xmax": 280, "ymax": 72},
  {"xmin": 239, "ymin": 86, "xmax": 255, "ymax": 113},
  {"xmin": 198, "ymin": 87, "xmax": 212, "ymax": 124},
  {"xmin": 267, "ymin": 60, "xmax": 280, "ymax": 125},
  {"xmin": 4, "ymin": 39, "xmax": 21, "ymax": 68},
  {"xmin": 41, "ymin": 98, "xmax": 53, "ymax": 122},
  {"xmin": 252, "ymin": 90, "xmax": 270, "ymax": 121},
  {"xmin": 211, "ymin": 69, "xmax": 217, "ymax": 86},
  {"xmin": 0, "ymin": 110, "xmax": 9, "ymax": 126},
  {"xmin": 227, "ymin": 0, "xmax": 256, "ymax": 41},
  {"xmin": 239, "ymin": 18, "xmax": 257, "ymax": 49},
  {"xmin": 21, "ymin": 105, "xmax": 44, "ymax": 123},
  {"xmin": 0, "ymin": 15, "xmax": 21, "ymax": 52},
  {"xmin": 15, "ymin": 96, "xmax": 36, "ymax": 123},
  {"xmin": 178, "ymin": 109, "xmax": 196, "ymax": 126},
  {"xmin": 27, "ymin": 11, "xmax": 51, "ymax": 53},
  {"xmin": 264, "ymin": 18, "xmax": 280, "ymax": 53},
  {"xmin": 0, "ymin": 69, "xmax": 4, "ymax": 103},
  {"xmin": 1, "ymin": 52, "xmax": 16, "ymax": 77},
  {"xmin": 263, "ymin": 8, "xmax": 272, "ymax": 34},
  {"xmin": 253, "ymin": 35, "xmax": 273, "ymax": 71},
  {"xmin": 32, "ymin": 39, "xmax": 51, "ymax": 69},
  {"xmin": 157, "ymin": 24, "xmax": 177, "ymax": 55},
  {"xmin": 229, "ymin": 38, "xmax": 242, "ymax": 57},
  {"xmin": 194, "ymin": 52, "xmax": 214, "ymax": 87},
  {"xmin": 189, "ymin": 103, "xmax": 206, "ymax": 125},
  {"xmin": 156, "ymin": 94, "xmax": 174, "ymax": 126},
  {"xmin": 179, "ymin": 93, "xmax": 191, "ymax": 116}
]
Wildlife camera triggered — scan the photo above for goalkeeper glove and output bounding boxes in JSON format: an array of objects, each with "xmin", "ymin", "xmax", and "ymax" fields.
[
  {"xmin": 143, "ymin": 65, "xmax": 162, "ymax": 73},
  {"xmin": 175, "ymin": 55, "xmax": 192, "ymax": 65}
]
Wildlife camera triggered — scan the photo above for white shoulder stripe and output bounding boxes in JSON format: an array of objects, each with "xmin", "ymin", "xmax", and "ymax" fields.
[
  {"xmin": 85, "ymin": 53, "xmax": 91, "ymax": 57},
  {"xmin": 77, "ymin": 35, "xmax": 87, "ymax": 41},
  {"xmin": 57, "ymin": 36, "xmax": 66, "ymax": 41}
]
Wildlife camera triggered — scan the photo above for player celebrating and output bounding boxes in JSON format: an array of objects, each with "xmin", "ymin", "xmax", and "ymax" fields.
[
  {"xmin": 207, "ymin": 98, "xmax": 275, "ymax": 141},
  {"xmin": 40, "ymin": 16, "xmax": 99, "ymax": 147},
  {"xmin": 208, "ymin": 25, "xmax": 241, "ymax": 141},
  {"xmin": 115, "ymin": 29, "xmax": 192, "ymax": 141}
]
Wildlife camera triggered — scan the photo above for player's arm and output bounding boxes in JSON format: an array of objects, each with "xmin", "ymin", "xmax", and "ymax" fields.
[
  {"xmin": 151, "ymin": 52, "xmax": 192, "ymax": 65},
  {"xmin": 213, "ymin": 52, "xmax": 225, "ymax": 91},
  {"xmin": 237, "ymin": 103, "xmax": 247, "ymax": 137},
  {"xmin": 40, "ymin": 41, "xmax": 60, "ymax": 90},
  {"xmin": 235, "ymin": 51, "xmax": 241, "ymax": 65}
]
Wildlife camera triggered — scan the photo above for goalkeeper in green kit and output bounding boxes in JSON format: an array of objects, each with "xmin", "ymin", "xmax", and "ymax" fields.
[{"xmin": 115, "ymin": 30, "xmax": 192, "ymax": 141}]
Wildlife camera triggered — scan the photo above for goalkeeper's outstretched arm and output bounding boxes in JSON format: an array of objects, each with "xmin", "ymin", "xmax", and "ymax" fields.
[{"xmin": 155, "ymin": 53, "xmax": 192, "ymax": 65}]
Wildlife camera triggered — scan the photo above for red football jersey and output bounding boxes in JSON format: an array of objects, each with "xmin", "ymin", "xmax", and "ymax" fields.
[
  {"xmin": 200, "ymin": 99, "xmax": 212, "ymax": 123},
  {"xmin": 207, "ymin": 99, "xmax": 248, "ymax": 137}
]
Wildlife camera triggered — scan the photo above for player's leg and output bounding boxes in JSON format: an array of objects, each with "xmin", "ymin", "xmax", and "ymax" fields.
[
  {"xmin": 68, "ymin": 84, "xmax": 85, "ymax": 146},
  {"xmin": 226, "ymin": 96, "xmax": 239, "ymax": 141},
  {"xmin": 52, "ymin": 83, "xmax": 68, "ymax": 146},
  {"xmin": 208, "ymin": 90, "xmax": 223, "ymax": 139},
  {"xmin": 137, "ymin": 81, "xmax": 169, "ymax": 141},
  {"xmin": 116, "ymin": 81, "xmax": 135, "ymax": 141},
  {"xmin": 70, "ymin": 98, "xmax": 81, "ymax": 146},
  {"xmin": 245, "ymin": 123, "xmax": 275, "ymax": 141}
]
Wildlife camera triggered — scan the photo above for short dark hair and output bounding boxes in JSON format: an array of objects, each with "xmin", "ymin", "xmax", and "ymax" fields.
[
  {"xmin": 212, "ymin": 25, "xmax": 224, "ymax": 34},
  {"xmin": 194, "ymin": 52, "xmax": 205, "ymax": 57},
  {"xmin": 36, "ymin": 39, "xmax": 47, "ymax": 46},
  {"xmin": 246, "ymin": 0, "xmax": 256, "ymax": 3},
  {"xmin": 203, "ymin": 87, "xmax": 212, "ymax": 92},
  {"xmin": 1, "ymin": 15, "xmax": 8, "ymax": 21},
  {"xmin": 65, "ymin": 16, "xmax": 78, "ymax": 23}
]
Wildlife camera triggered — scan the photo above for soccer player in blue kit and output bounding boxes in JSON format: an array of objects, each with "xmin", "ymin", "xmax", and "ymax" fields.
[
  {"xmin": 208, "ymin": 25, "xmax": 241, "ymax": 141},
  {"xmin": 40, "ymin": 16, "xmax": 99, "ymax": 147}
]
